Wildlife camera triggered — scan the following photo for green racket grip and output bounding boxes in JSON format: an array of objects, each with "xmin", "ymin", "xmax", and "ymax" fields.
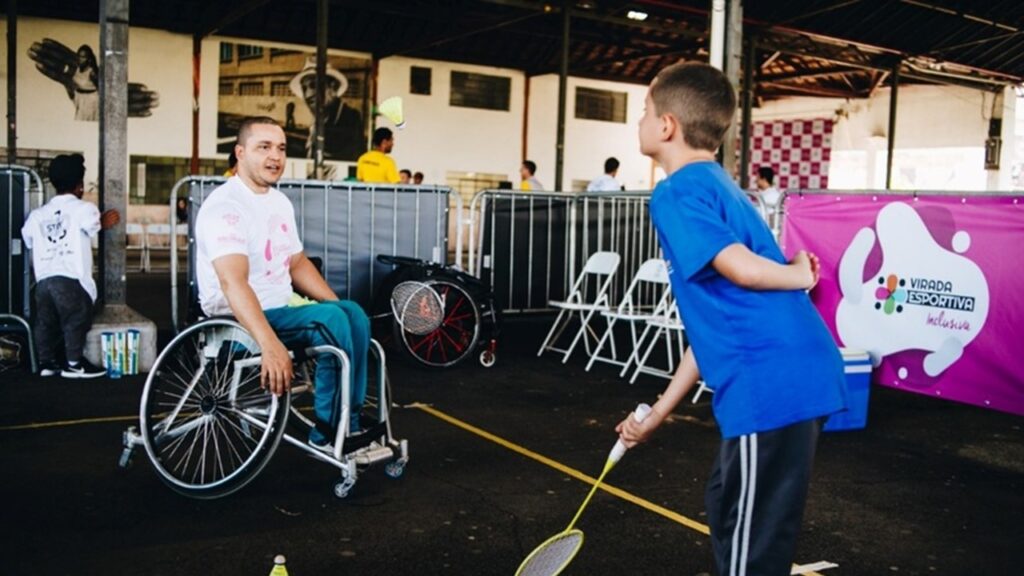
[{"xmin": 607, "ymin": 403, "xmax": 652, "ymax": 466}]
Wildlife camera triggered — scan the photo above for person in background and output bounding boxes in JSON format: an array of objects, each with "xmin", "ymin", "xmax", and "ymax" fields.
[
  {"xmin": 399, "ymin": 169, "xmax": 412, "ymax": 184},
  {"xmin": 356, "ymin": 127, "xmax": 400, "ymax": 184},
  {"xmin": 412, "ymin": 171, "xmax": 424, "ymax": 185},
  {"xmin": 616, "ymin": 62, "xmax": 846, "ymax": 576},
  {"xmin": 21, "ymin": 153, "xmax": 119, "ymax": 378},
  {"xmin": 519, "ymin": 160, "xmax": 544, "ymax": 191},
  {"xmin": 224, "ymin": 151, "xmax": 238, "ymax": 177},
  {"xmin": 175, "ymin": 197, "xmax": 189, "ymax": 225},
  {"xmin": 289, "ymin": 57, "xmax": 365, "ymax": 161},
  {"xmin": 586, "ymin": 157, "xmax": 624, "ymax": 192},
  {"xmin": 755, "ymin": 166, "xmax": 781, "ymax": 208}
]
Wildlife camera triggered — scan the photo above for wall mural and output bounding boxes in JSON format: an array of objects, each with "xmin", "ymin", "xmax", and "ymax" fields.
[
  {"xmin": 28, "ymin": 38, "xmax": 160, "ymax": 121},
  {"xmin": 216, "ymin": 43, "xmax": 371, "ymax": 163}
]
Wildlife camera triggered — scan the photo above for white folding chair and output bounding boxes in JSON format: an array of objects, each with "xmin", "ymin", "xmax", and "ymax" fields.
[
  {"xmin": 125, "ymin": 223, "xmax": 148, "ymax": 272},
  {"xmin": 145, "ymin": 223, "xmax": 172, "ymax": 271},
  {"xmin": 628, "ymin": 302, "xmax": 712, "ymax": 401},
  {"xmin": 585, "ymin": 258, "xmax": 672, "ymax": 375},
  {"xmin": 174, "ymin": 223, "xmax": 189, "ymax": 266},
  {"xmin": 537, "ymin": 251, "xmax": 620, "ymax": 363}
]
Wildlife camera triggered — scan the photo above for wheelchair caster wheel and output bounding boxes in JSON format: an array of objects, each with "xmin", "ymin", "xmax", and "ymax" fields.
[
  {"xmin": 384, "ymin": 461, "xmax": 405, "ymax": 479},
  {"xmin": 334, "ymin": 477, "xmax": 356, "ymax": 499},
  {"xmin": 479, "ymin": 350, "xmax": 496, "ymax": 368},
  {"xmin": 118, "ymin": 449, "xmax": 133, "ymax": 470}
]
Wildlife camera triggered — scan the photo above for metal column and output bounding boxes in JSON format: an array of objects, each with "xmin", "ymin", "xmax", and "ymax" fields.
[
  {"xmin": 6, "ymin": 0, "xmax": 16, "ymax": 165},
  {"xmin": 885, "ymin": 59, "xmax": 900, "ymax": 190},
  {"xmin": 99, "ymin": 0, "xmax": 129, "ymax": 305},
  {"xmin": 555, "ymin": 1, "xmax": 570, "ymax": 192},
  {"xmin": 313, "ymin": 0, "xmax": 328, "ymax": 180}
]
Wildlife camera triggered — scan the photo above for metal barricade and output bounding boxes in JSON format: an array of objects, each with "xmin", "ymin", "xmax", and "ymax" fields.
[
  {"xmin": 467, "ymin": 189, "xmax": 661, "ymax": 314},
  {"xmin": 170, "ymin": 177, "xmax": 457, "ymax": 331},
  {"xmin": 1, "ymin": 165, "xmax": 44, "ymax": 372}
]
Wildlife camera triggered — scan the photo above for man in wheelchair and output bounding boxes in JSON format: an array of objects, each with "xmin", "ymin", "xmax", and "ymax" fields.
[{"xmin": 194, "ymin": 116, "xmax": 370, "ymax": 452}]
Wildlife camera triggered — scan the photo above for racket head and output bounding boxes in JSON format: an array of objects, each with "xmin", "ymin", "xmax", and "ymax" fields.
[
  {"xmin": 514, "ymin": 529, "xmax": 584, "ymax": 576},
  {"xmin": 390, "ymin": 281, "xmax": 443, "ymax": 335}
]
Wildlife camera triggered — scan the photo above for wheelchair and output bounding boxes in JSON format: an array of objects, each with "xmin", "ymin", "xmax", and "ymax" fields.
[
  {"xmin": 374, "ymin": 254, "xmax": 501, "ymax": 368},
  {"xmin": 118, "ymin": 317, "xmax": 409, "ymax": 499}
]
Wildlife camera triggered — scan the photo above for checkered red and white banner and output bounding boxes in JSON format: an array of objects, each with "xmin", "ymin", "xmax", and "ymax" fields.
[{"xmin": 747, "ymin": 118, "xmax": 833, "ymax": 189}]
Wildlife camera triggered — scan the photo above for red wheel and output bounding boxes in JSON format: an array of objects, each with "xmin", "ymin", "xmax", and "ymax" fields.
[{"xmin": 396, "ymin": 279, "xmax": 480, "ymax": 367}]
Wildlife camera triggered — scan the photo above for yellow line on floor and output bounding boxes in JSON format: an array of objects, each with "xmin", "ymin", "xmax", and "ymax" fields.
[
  {"xmin": 0, "ymin": 414, "xmax": 138, "ymax": 431},
  {"xmin": 413, "ymin": 402, "xmax": 828, "ymax": 576},
  {"xmin": 412, "ymin": 402, "xmax": 710, "ymax": 535}
]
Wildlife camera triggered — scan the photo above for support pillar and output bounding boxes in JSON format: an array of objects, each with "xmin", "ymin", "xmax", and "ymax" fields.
[
  {"xmin": 6, "ymin": 0, "xmax": 15, "ymax": 165},
  {"xmin": 554, "ymin": 0, "xmax": 570, "ymax": 191},
  {"xmin": 312, "ymin": 0, "xmax": 327, "ymax": 180},
  {"xmin": 87, "ymin": 0, "xmax": 157, "ymax": 372},
  {"xmin": 885, "ymin": 59, "xmax": 900, "ymax": 190},
  {"xmin": 711, "ymin": 0, "xmax": 743, "ymax": 177}
]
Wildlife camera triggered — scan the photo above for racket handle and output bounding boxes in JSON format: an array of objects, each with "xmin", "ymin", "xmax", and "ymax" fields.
[{"xmin": 608, "ymin": 403, "xmax": 652, "ymax": 464}]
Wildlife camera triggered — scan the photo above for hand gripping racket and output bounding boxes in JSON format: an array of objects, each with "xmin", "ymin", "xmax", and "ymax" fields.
[{"xmin": 515, "ymin": 403, "xmax": 652, "ymax": 576}]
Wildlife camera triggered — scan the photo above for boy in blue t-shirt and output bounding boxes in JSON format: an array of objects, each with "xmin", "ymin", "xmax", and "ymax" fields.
[{"xmin": 616, "ymin": 62, "xmax": 847, "ymax": 575}]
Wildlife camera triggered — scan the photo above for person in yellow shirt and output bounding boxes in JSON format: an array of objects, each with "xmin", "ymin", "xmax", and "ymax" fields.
[
  {"xmin": 519, "ymin": 160, "xmax": 544, "ymax": 191},
  {"xmin": 356, "ymin": 127, "xmax": 399, "ymax": 183}
]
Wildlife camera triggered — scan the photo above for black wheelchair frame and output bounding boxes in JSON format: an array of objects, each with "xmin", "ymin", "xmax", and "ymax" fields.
[{"xmin": 373, "ymin": 255, "xmax": 501, "ymax": 369}]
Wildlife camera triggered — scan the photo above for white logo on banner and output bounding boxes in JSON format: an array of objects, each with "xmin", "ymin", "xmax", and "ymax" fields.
[{"xmin": 835, "ymin": 202, "xmax": 990, "ymax": 377}]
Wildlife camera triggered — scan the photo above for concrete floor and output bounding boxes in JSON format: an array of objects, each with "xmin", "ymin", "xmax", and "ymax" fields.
[{"xmin": 0, "ymin": 273, "xmax": 1021, "ymax": 575}]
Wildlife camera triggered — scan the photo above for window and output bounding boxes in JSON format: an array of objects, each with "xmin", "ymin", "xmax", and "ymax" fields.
[
  {"xmin": 129, "ymin": 156, "xmax": 229, "ymax": 206},
  {"xmin": 450, "ymin": 71, "xmax": 510, "ymax": 111},
  {"xmin": 238, "ymin": 82, "xmax": 264, "ymax": 96},
  {"xmin": 237, "ymin": 44, "xmax": 264, "ymax": 61},
  {"xmin": 219, "ymin": 43, "xmax": 234, "ymax": 63},
  {"xmin": 270, "ymin": 48, "xmax": 300, "ymax": 59},
  {"xmin": 271, "ymin": 81, "xmax": 291, "ymax": 97},
  {"xmin": 219, "ymin": 82, "xmax": 233, "ymax": 96},
  {"xmin": 410, "ymin": 66, "xmax": 432, "ymax": 95},
  {"xmin": 575, "ymin": 87, "xmax": 627, "ymax": 123}
]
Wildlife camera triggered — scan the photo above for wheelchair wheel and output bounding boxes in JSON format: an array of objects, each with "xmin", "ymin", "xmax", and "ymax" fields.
[
  {"xmin": 396, "ymin": 278, "xmax": 480, "ymax": 368},
  {"xmin": 139, "ymin": 319, "xmax": 290, "ymax": 499}
]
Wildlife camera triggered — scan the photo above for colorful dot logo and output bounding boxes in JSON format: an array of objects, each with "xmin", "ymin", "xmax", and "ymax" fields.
[{"xmin": 875, "ymin": 274, "xmax": 907, "ymax": 314}]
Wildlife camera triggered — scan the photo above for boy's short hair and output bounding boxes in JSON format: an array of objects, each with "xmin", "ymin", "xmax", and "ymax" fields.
[
  {"xmin": 758, "ymin": 166, "xmax": 775, "ymax": 181},
  {"xmin": 604, "ymin": 157, "xmax": 620, "ymax": 173},
  {"xmin": 651, "ymin": 62, "xmax": 737, "ymax": 152},
  {"xmin": 522, "ymin": 160, "xmax": 537, "ymax": 175},
  {"xmin": 372, "ymin": 127, "xmax": 393, "ymax": 147},
  {"xmin": 237, "ymin": 116, "xmax": 280, "ymax": 146},
  {"xmin": 49, "ymin": 154, "xmax": 86, "ymax": 193}
]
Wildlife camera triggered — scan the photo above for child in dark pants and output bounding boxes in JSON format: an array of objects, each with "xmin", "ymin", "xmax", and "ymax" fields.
[{"xmin": 616, "ymin": 62, "xmax": 847, "ymax": 576}]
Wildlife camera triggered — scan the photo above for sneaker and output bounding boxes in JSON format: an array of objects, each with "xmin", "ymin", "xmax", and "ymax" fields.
[
  {"xmin": 61, "ymin": 359, "xmax": 107, "ymax": 379},
  {"xmin": 39, "ymin": 362, "xmax": 62, "ymax": 377},
  {"xmin": 307, "ymin": 437, "xmax": 336, "ymax": 457}
]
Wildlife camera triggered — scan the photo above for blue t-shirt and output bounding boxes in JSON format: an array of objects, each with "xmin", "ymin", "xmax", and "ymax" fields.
[{"xmin": 650, "ymin": 161, "xmax": 846, "ymax": 438}]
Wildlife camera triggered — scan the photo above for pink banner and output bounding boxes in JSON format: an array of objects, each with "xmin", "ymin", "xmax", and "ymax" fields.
[{"xmin": 782, "ymin": 193, "xmax": 1024, "ymax": 416}]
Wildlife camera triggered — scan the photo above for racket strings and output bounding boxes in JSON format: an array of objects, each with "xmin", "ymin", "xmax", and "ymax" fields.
[
  {"xmin": 516, "ymin": 530, "xmax": 584, "ymax": 576},
  {"xmin": 391, "ymin": 281, "xmax": 443, "ymax": 335}
]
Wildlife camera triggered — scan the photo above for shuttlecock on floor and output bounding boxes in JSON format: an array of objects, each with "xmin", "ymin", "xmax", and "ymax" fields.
[
  {"xmin": 377, "ymin": 96, "xmax": 405, "ymax": 129},
  {"xmin": 269, "ymin": 554, "xmax": 289, "ymax": 576}
]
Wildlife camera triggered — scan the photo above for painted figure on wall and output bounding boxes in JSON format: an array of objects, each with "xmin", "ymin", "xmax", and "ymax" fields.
[
  {"xmin": 28, "ymin": 38, "xmax": 160, "ymax": 121},
  {"xmin": 289, "ymin": 57, "xmax": 366, "ymax": 161}
]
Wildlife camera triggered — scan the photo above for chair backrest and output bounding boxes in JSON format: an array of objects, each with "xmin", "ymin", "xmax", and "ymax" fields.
[
  {"xmin": 633, "ymin": 258, "xmax": 669, "ymax": 284},
  {"xmin": 615, "ymin": 258, "xmax": 670, "ymax": 315},
  {"xmin": 146, "ymin": 223, "xmax": 172, "ymax": 248},
  {"xmin": 582, "ymin": 251, "xmax": 620, "ymax": 275},
  {"xmin": 564, "ymin": 251, "xmax": 620, "ymax": 306}
]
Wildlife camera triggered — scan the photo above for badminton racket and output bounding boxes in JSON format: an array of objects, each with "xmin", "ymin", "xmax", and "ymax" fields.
[
  {"xmin": 515, "ymin": 403, "xmax": 652, "ymax": 576},
  {"xmin": 391, "ymin": 280, "xmax": 444, "ymax": 335}
]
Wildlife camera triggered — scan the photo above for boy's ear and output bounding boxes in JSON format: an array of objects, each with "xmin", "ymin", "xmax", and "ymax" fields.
[{"xmin": 660, "ymin": 112, "xmax": 679, "ymax": 142}]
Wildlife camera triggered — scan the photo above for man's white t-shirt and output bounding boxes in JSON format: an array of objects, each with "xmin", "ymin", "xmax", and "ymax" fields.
[
  {"xmin": 586, "ymin": 174, "xmax": 623, "ymax": 192},
  {"xmin": 760, "ymin": 186, "xmax": 781, "ymax": 207},
  {"xmin": 195, "ymin": 177, "xmax": 303, "ymax": 317},
  {"xmin": 21, "ymin": 194, "xmax": 101, "ymax": 302}
]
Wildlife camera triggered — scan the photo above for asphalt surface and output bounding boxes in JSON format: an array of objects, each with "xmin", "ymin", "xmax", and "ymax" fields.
[{"xmin": 0, "ymin": 272, "xmax": 1021, "ymax": 575}]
